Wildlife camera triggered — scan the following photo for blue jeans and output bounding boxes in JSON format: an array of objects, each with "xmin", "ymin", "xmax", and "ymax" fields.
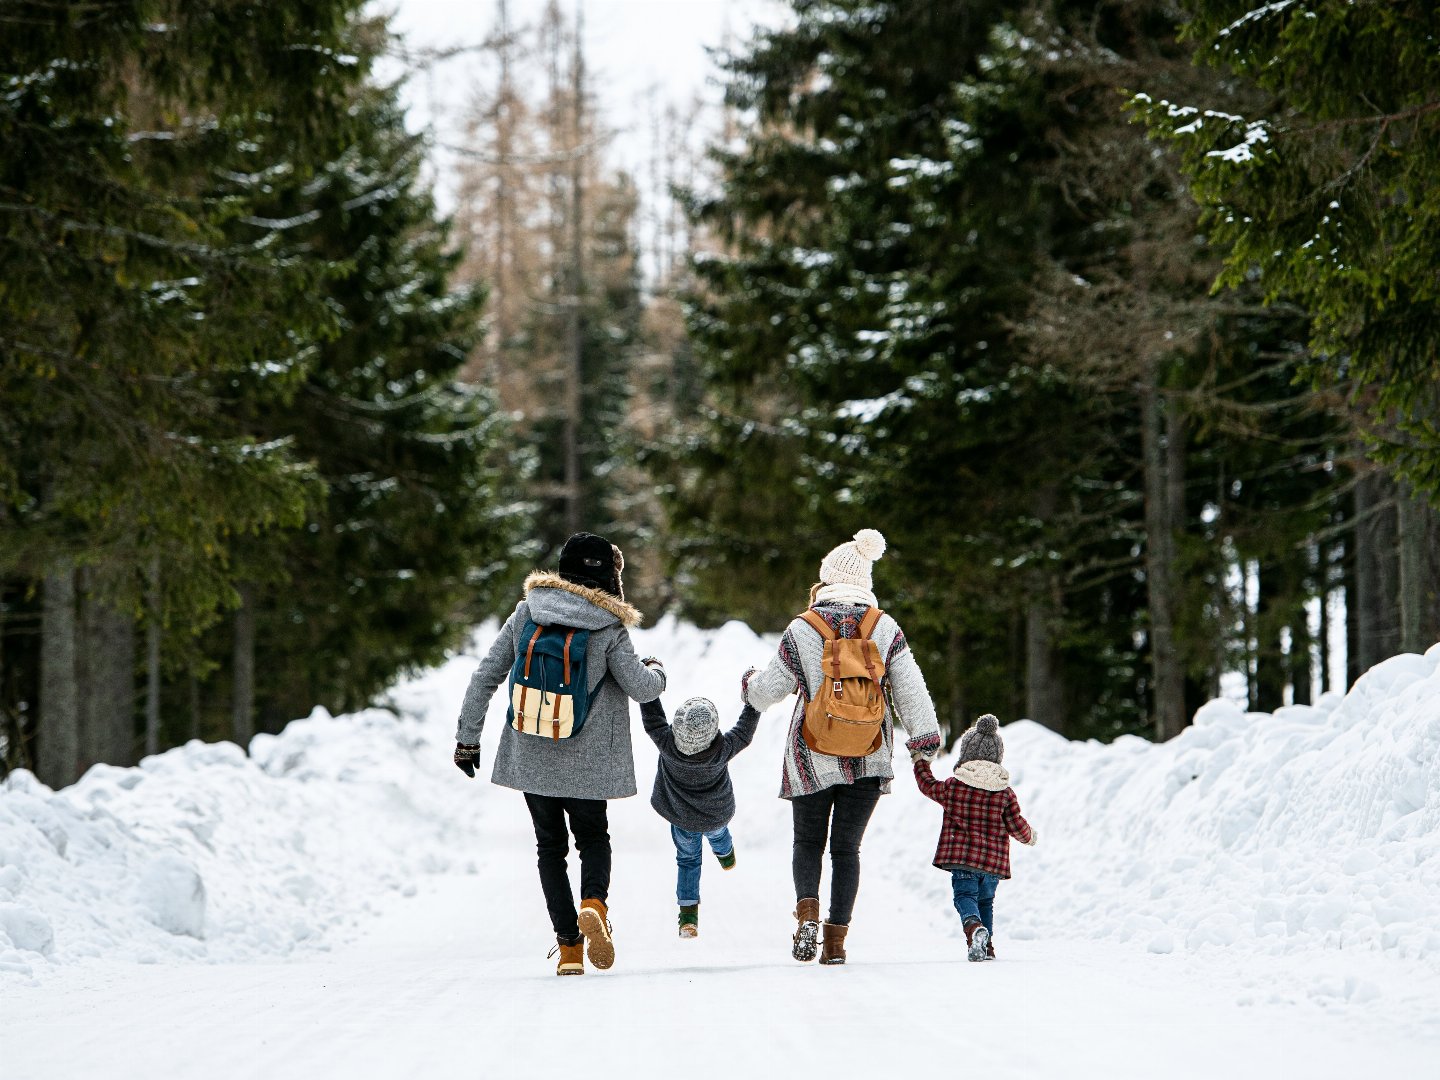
[
  {"xmin": 950, "ymin": 869, "xmax": 999, "ymax": 933},
  {"xmin": 672, "ymin": 824, "xmax": 734, "ymax": 906}
]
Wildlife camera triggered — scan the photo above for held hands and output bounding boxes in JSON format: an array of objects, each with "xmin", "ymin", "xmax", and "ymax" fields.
[
  {"xmin": 453, "ymin": 743, "xmax": 481, "ymax": 779},
  {"xmin": 740, "ymin": 666, "xmax": 758, "ymax": 704}
]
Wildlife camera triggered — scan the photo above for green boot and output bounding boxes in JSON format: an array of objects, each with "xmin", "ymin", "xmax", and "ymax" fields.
[{"xmin": 678, "ymin": 904, "xmax": 699, "ymax": 939}]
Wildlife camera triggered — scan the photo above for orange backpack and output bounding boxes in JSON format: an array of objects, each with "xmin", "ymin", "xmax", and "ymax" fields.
[{"xmin": 797, "ymin": 607, "xmax": 888, "ymax": 758}]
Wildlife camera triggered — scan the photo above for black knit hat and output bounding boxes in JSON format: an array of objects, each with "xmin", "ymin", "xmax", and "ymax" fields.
[{"xmin": 558, "ymin": 532, "xmax": 623, "ymax": 598}]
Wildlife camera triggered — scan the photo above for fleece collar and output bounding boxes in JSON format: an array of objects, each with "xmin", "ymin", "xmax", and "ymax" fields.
[
  {"xmin": 523, "ymin": 570, "xmax": 644, "ymax": 628},
  {"xmin": 953, "ymin": 759, "xmax": 1011, "ymax": 792}
]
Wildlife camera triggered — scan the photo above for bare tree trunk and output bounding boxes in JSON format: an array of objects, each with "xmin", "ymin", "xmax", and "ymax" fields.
[
  {"xmin": 946, "ymin": 628, "xmax": 965, "ymax": 741},
  {"xmin": 1024, "ymin": 597, "xmax": 1066, "ymax": 734},
  {"xmin": 1290, "ymin": 576, "xmax": 1314, "ymax": 707},
  {"xmin": 1354, "ymin": 470, "xmax": 1400, "ymax": 673},
  {"xmin": 145, "ymin": 558, "xmax": 161, "ymax": 758},
  {"xmin": 232, "ymin": 582, "xmax": 255, "ymax": 750},
  {"xmin": 1141, "ymin": 366, "xmax": 1185, "ymax": 740},
  {"xmin": 563, "ymin": 1, "xmax": 586, "ymax": 536},
  {"xmin": 1396, "ymin": 482, "xmax": 1436, "ymax": 654},
  {"xmin": 37, "ymin": 566, "xmax": 80, "ymax": 788},
  {"xmin": 1318, "ymin": 539, "xmax": 1333, "ymax": 694},
  {"xmin": 1024, "ymin": 484, "xmax": 1066, "ymax": 734},
  {"xmin": 189, "ymin": 673, "xmax": 202, "ymax": 742},
  {"xmin": 79, "ymin": 572, "xmax": 137, "ymax": 768},
  {"xmin": 1252, "ymin": 563, "xmax": 1285, "ymax": 712},
  {"xmin": 491, "ymin": 0, "xmax": 514, "ymax": 384}
]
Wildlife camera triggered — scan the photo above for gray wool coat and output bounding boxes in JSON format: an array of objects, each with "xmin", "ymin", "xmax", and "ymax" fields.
[{"xmin": 455, "ymin": 571, "xmax": 666, "ymax": 801}]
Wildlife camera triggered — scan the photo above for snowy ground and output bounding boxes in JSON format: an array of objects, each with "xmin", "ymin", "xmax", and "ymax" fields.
[{"xmin": 3, "ymin": 618, "xmax": 1439, "ymax": 1078}]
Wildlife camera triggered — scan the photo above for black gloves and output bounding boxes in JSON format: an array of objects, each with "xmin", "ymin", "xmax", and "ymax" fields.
[{"xmin": 454, "ymin": 743, "xmax": 480, "ymax": 779}]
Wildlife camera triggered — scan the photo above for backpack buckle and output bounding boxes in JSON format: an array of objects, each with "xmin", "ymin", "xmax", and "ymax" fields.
[{"xmin": 833, "ymin": 679, "xmax": 844, "ymax": 694}]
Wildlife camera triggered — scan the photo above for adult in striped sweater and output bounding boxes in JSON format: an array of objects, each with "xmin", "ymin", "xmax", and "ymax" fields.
[
  {"xmin": 743, "ymin": 528, "xmax": 943, "ymax": 965},
  {"xmin": 913, "ymin": 713, "xmax": 1036, "ymax": 961}
]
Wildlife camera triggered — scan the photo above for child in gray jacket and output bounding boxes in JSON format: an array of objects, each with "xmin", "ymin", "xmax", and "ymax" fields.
[{"xmin": 640, "ymin": 690, "xmax": 760, "ymax": 937}]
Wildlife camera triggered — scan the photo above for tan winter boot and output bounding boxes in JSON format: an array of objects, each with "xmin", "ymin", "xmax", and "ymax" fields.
[
  {"xmin": 819, "ymin": 922, "xmax": 848, "ymax": 965},
  {"xmin": 577, "ymin": 898, "xmax": 615, "ymax": 970},
  {"xmin": 550, "ymin": 937, "xmax": 584, "ymax": 976},
  {"xmin": 792, "ymin": 897, "xmax": 820, "ymax": 962}
]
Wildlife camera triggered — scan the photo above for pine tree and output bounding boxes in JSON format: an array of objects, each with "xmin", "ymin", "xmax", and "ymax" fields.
[
  {"xmin": 1138, "ymin": 0, "xmax": 1440, "ymax": 657},
  {"xmin": 670, "ymin": 0, "xmax": 1355, "ymax": 739},
  {"xmin": 221, "ymin": 75, "xmax": 527, "ymax": 731}
]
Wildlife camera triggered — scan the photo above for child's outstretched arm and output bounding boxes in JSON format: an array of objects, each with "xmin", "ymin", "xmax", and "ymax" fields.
[
  {"xmin": 912, "ymin": 758, "xmax": 947, "ymax": 804},
  {"xmin": 724, "ymin": 704, "xmax": 761, "ymax": 757},
  {"xmin": 1003, "ymin": 791, "xmax": 1036, "ymax": 846},
  {"xmin": 640, "ymin": 697, "xmax": 673, "ymax": 752}
]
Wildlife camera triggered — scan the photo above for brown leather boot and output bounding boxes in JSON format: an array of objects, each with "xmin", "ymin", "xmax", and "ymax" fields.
[
  {"xmin": 819, "ymin": 922, "xmax": 848, "ymax": 965},
  {"xmin": 963, "ymin": 919, "xmax": 990, "ymax": 963},
  {"xmin": 577, "ymin": 898, "xmax": 614, "ymax": 970},
  {"xmin": 550, "ymin": 936, "xmax": 584, "ymax": 976},
  {"xmin": 792, "ymin": 897, "xmax": 820, "ymax": 962}
]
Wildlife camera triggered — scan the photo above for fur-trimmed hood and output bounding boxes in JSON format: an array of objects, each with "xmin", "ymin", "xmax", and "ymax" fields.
[
  {"xmin": 523, "ymin": 570, "xmax": 644, "ymax": 628},
  {"xmin": 952, "ymin": 759, "xmax": 1011, "ymax": 792}
]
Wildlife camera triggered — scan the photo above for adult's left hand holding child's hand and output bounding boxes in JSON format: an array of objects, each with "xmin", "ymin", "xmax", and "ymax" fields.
[{"xmin": 741, "ymin": 666, "xmax": 758, "ymax": 703}]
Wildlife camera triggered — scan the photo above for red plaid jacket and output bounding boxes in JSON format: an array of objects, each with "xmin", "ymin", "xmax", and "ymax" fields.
[{"xmin": 914, "ymin": 760, "xmax": 1033, "ymax": 879}]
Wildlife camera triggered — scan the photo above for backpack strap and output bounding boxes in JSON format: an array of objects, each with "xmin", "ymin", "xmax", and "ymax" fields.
[
  {"xmin": 562, "ymin": 630, "xmax": 575, "ymax": 686},
  {"xmin": 523, "ymin": 623, "xmax": 544, "ymax": 678},
  {"xmin": 857, "ymin": 607, "xmax": 884, "ymax": 683},
  {"xmin": 798, "ymin": 609, "xmax": 836, "ymax": 641},
  {"xmin": 518, "ymin": 623, "xmax": 544, "ymax": 722}
]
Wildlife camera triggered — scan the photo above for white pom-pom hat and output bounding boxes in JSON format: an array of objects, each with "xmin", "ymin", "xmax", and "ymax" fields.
[{"xmin": 819, "ymin": 528, "xmax": 887, "ymax": 592}]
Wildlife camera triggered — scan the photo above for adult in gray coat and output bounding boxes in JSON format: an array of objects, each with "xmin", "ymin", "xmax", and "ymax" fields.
[{"xmin": 453, "ymin": 532, "xmax": 666, "ymax": 976}]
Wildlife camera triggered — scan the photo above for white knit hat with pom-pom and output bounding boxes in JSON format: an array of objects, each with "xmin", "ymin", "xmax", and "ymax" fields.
[{"xmin": 819, "ymin": 529, "xmax": 887, "ymax": 592}]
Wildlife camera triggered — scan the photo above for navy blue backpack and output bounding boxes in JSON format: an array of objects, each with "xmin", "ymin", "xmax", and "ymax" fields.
[{"xmin": 506, "ymin": 620, "xmax": 594, "ymax": 739}]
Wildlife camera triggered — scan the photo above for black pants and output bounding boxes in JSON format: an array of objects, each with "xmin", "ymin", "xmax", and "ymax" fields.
[
  {"xmin": 523, "ymin": 793, "xmax": 611, "ymax": 941},
  {"xmin": 791, "ymin": 778, "xmax": 883, "ymax": 926}
]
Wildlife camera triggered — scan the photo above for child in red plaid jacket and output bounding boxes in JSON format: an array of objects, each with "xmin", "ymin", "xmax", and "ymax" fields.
[{"xmin": 913, "ymin": 713, "xmax": 1035, "ymax": 962}]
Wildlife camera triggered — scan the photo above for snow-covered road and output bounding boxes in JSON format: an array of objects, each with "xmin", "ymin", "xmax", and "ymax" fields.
[
  {"xmin": 4, "ymin": 619, "xmax": 1439, "ymax": 1078},
  {"xmin": 6, "ymin": 773, "xmax": 1436, "ymax": 1080}
]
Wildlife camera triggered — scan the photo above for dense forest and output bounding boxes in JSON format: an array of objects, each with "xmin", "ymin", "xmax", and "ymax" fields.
[{"xmin": 2, "ymin": 0, "xmax": 1437, "ymax": 787}]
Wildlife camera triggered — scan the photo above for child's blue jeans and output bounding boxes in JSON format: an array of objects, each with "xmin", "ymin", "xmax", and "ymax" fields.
[
  {"xmin": 672, "ymin": 824, "xmax": 734, "ymax": 906},
  {"xmin": 950, "ymin": 869, "xmax": 999, "ymax": 933}
]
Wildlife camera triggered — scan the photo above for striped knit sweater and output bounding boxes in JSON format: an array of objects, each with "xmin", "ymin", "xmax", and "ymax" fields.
[{"xmin": 744, "ymin": 602, "xmax": 943, "ymax": 799}]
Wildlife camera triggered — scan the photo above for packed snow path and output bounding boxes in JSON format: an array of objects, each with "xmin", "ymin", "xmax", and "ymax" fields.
[
  {"xmin": 4, "ymin": 621, "xmax": 1439, "ymax": 1077},
  {"xmin": 5, "ymin": 790, "xmax": 1436, "ymax": 1079}
]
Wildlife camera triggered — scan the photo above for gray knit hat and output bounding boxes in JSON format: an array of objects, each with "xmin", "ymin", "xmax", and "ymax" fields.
[
  {"xmin": 957, "ymin": 713, "xmax": 1003, "ymax": 765},
  {"xmin": 673, "ymin": 697, "xmax": 720, "ymax": 756}
]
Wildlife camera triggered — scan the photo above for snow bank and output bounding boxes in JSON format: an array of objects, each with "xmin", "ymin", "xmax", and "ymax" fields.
[
  {"xmin": 2, "ymin": 614, "xmax": 1437, "ymax": 980},
  {"xmin": 0, "ymin": 706, "xmax": 481, "ymax": 978},
  {"xmin": 873, "ymin": 645, "xmax": 1440, "ymax": 966}
]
